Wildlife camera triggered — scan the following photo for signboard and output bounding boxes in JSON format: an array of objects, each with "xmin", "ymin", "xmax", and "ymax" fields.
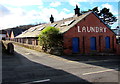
[{"xmin": 78, "ymin": 26, "xmax": 107, "ymax": 33}]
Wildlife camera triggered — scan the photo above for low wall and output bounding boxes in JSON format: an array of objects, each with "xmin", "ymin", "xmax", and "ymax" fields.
[
  {"xmin": 3, "ymin": 40, "xmax": 63, "ymax": 55},
  {"xmin": 116, "ymin": 44, "xmax": 120, "ymax": 55},
  {"xmin": 3, "ymin": 40, "xmax": 43, "ymax": 52},
  {"xmin": 2, "ymin": 40, "xmax": 14, "ymax": 54}
]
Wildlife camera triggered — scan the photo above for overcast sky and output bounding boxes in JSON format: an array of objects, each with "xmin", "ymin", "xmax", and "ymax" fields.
[{"xmin": 0, "ymin": 0, "xmax": 119, "ymax": 30}]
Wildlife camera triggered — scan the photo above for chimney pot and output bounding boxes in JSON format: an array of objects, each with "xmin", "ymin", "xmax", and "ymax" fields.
[
  {"xmin": 50, "ymin": 14, "xmax": 54, "ymax": 23},
  {"xmin": 74, "ymin": 5, "xmax": 80, "ymax": 16}
]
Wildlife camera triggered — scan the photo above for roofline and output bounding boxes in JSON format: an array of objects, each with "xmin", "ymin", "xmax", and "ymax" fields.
[
  {"xmin": 92, "ymin": 11, "xmax": 116, "ymax": 35},
  {"xmin": 62, "ymin": 11, "xmax": 92, "ymax": 34},
  {"xmin": 62, "ymin": 11, "xmax": 116, "ymax": 35}
]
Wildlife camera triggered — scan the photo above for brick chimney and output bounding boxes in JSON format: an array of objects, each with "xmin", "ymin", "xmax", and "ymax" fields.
[
  {"xmin": 50, "ymin": 14, "xmax": 54, "ymax": 23},
  {"xmin": 74, "ymin": 5, "xmax": 80, "ymax": 16}
]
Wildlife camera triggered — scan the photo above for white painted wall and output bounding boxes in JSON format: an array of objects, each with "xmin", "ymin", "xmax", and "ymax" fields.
[{"xmin": 0, "ymin": 34, "xmax": 6, "ymax": 40}]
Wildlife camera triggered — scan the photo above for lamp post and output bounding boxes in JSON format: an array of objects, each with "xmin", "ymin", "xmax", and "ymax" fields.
[{"xmin": 116, "ymin": 26, "xmax": 119, "ymax": 35}]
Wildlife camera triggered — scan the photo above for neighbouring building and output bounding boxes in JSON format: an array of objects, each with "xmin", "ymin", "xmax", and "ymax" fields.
[
  {"xmin": 0, "ymin": 30, "xmax": 7, "ymax": 40},
  {"xmin": 112, "ymin": 27, "xmax": 120, "ymax": 43},
  {"xmin": 9, "ymin": 31, "xmax": 15, "ymax": 40},
  {"xmin": 0, "ymin": 30, "xmax": 15, "ymax": 40},
  {"xmin": 15, "ymin": 5, "xmax": 118, "ymax": 54}
]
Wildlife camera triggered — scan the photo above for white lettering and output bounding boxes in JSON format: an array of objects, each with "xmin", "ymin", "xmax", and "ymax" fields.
[
  {"xmin": 90, "ymin": 27, "xmax": 95, "ymax": 32},
  {"xmin": 82, "ymin": 26, "xmax": 86, "ymax": 32},
  {"xmin": 78, "ymin": 26, "xmax": 81, "ymax": 32},
  {"xmin": 86, "ymin": 26, "xmax": 90, "ymax": 32},
  {"xmin": 77, "ymin": 26, "xmax": 107, "ymax": 33},
  {"xmin": 104, "ymin": 28, "xmax": 106, "ymax": 32},
  {"xmin": 99, "ymin": 27, "xmax": 103, "ymax": 32},
  {"xmin": 96, "ymin": 27, "xmax": 99, "ymax": 32}
]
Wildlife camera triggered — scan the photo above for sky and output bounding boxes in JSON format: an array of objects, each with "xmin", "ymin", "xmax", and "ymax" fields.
[{"xmin": 0, "ymin": 0, "xmax": 119, "ymax": 30}]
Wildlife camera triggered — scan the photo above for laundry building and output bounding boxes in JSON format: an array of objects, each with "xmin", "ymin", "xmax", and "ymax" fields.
[{"xmin": 15, "ymin": 5, "xmax": 118, "ymax": 54}]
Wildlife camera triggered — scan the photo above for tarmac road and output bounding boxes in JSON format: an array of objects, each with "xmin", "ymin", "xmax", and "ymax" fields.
[{"xmin": 2, "ymin": 43, "xmax": 120, "ymax": 84}]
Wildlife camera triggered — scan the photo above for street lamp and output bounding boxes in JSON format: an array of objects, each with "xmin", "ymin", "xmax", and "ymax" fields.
[{"xmin": 116, "ymin": 26, "xmax": 119, "ymax": 35}]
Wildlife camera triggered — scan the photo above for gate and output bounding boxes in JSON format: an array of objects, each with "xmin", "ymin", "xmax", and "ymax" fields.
[
  {"xmin": 105, "ymin": 37, "xmax": 110, "ymax": 49},
  {"xmin": 72, "ymin": 37, "xmax": 79, "ymax": 53},
  {"xmin": 90, "ymin": 37, "xmax": 96, "ymax": 50}
]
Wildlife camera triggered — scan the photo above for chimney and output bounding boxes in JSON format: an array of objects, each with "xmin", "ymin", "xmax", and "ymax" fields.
[
  {"xmin": 74, "ymin": 5, "xmax": 80, "ymax": 16},
  {"xmin": 50, "ymin": 14, "xmax": 54, "ymax": 23}
]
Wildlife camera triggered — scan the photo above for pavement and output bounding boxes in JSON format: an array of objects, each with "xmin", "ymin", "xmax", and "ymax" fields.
[{"xmin": 2, "ymin": 43, "xmax": 120, "ymax": 84}]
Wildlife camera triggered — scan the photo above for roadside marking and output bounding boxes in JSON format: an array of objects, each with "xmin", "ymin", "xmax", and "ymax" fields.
[
  {"xmin": 82, "ymin": 69, "xmax": 118, "ymax": 76},
  {"xmin": 83, "ymin": 59, "xmax": 119, "ymax": 63},
  {"xmin": 22, "ymin": 79, "xmax": 50, "ymax": 84}
]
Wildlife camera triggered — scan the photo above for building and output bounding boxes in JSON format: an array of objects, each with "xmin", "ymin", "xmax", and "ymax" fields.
[
  {"xmin": 0, "ymin": 30, "xmax": 7, "ymax": 40},
  {"xmin": 15, "ymin": 5, "xmax": 117, "ymax": 54},
  {"xmin": 112, "ymin": 26, "xmax": 120, "ymax": 43},
  {"xmin": 112, "ymin": 26, "xmax": 120, "ymax": 35},
  {"xmin": 9, "ymin": 31, "xmax": 15, "ymax": 40},
  {"xmin": 0, "ymin": 30, "xmax": 15, "ymax": 40}
]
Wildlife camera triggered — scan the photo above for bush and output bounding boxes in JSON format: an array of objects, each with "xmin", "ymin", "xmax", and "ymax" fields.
[{"xmin": 38, "ymin": 26, "xmax": 63, "ymax": 52}]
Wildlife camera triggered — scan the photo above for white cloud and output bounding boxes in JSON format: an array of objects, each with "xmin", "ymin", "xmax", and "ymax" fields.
[
  {"xmin": 0, "ymin": 5, "xmax": 74, "ymax": 29},
  {"xmin": 111, "ymin": 21, "xmax": 118, "ymax": 29},
  {"xmin": 0, "ymin": 5, "xmax": 10, "ymax": 17},
  {"xmin": 69, "ymin": 0, "xmax": 81, "ymax": 7},
  {"xmin": 50, "ymin": 2, "xmax": 61, "ymax": 7},
  {"xmin": 39, "ymin": 8, "xmax": 73, "ymax": 22},
  {"xmin": 0, "ymin": 0, "xmax": 43, "ymax": 6},
  {"xmin": 63, "ymin": 8, "xmax": 70, "ymax": 12},
  {"xmin": 71, "ymin": 0, "xmax": 119, "ymax": 2},
  {"xmin": 0, "ymin": 7, "xmax": 41, "ymax": 29}
]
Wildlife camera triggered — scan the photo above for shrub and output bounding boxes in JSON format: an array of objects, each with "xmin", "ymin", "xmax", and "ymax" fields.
[{"xmin": 38, "ymin": 26, "xmax": 63, "ymax": 52}]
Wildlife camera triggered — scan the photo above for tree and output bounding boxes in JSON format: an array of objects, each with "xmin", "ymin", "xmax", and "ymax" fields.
[
  {"xmin": 92, "ymin": 7, "xmax": 117, "ymax": 25},
  {"xmin": 81, "ymin": 7, "xmax": 117, "ymax": 25},
  {"xmin": 92, "ymin": 7, "xmax": 99, "ymax": 14},
  {"xmin": 38, "ymin": 26, "xmax": 62, "ymax": 52}
]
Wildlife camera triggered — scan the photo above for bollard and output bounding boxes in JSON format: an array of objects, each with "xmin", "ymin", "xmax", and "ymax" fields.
[{"xmin": 7, "ymin": 43, "xmax": 14, "ymax": 54}]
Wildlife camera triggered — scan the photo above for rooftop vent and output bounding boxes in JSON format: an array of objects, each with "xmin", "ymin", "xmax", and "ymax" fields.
[
  {"xmin": 37, "ymin": 26, "xmax": 45, "ymax": 31},
  {"xmin": 60, "ymin": 20, "xmax": 75, "ymax": 27},
  {"xmin": 50, "ymin": 24, "xmax": 57, "ymax": 27}
]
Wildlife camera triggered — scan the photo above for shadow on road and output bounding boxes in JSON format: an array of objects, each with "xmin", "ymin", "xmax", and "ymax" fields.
[
  {"xmin": 56, "ymin": 54, "xmax": 120, "ymax": 71},
  {"xmin": 2, "ymin": 51, "xmax": 92, "ymax": 84}
]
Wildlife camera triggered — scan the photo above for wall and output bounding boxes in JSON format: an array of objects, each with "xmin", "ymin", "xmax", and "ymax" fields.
[
  {"xmin": 15, "ymin": 38, "xmax": 38, "ymax": 46},
  {"xmin": 116, "ymin": 44, "xmax": 120, "ymax": 55},
  {"xmin": 0, "ymin": 34, "xmax": 6, "ymax": 40},
  {"xmin": 63, "ymin": 13, "xmax": 116, "ymax": 54}
]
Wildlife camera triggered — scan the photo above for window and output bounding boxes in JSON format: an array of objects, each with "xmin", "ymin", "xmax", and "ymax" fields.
[
  {"xmin": 50, "ymin": 24, "xmax": 57, "ymax": 27},
  {"xmin": 37, "ymin": 26, "xmax": 45, "ymax": 31},
  {"xmin": 28, "ymin": 27, "xmax": 36, "ymax": 32},
  {"xmin": 22, "ymin": 30, "xmax": 28, "ymax": 34},
  {"xmin": 60, "ymin": 20, "xmax": 75, "ymax": 27}
]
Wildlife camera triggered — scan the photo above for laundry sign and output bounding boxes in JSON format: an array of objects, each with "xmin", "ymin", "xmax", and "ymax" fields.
[{"xmin": 77, "ymin": 26, "xmax": 107, "ymax": 33}]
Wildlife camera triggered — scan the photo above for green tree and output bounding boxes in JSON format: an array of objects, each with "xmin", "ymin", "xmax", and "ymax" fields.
[
  {"xmin": 92, "ymin": 7, "xmax": 99, "ymax": 14},
  {"xmin": 92, "ymin": 7, "xmax": 117, "ymax": 25},
  {"xmin": 81, "ymin": 7, "xmax": 117, "ymax": 25},
  {"xmin": 38, "ymin": 26, "xmax": 62, "ymax": 52}
]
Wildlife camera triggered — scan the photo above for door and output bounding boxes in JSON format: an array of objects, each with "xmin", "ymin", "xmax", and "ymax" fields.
[
  {"xmin": 90, "ymin": 37, "xmax": 96, "ymax": 50},
  {"xmin": 105, "ymin": 37, "xmax": 110, "ymax": 49},
  {"xmin": 72, "ymin": 37, "xmax": 79, "ymax": 53}
]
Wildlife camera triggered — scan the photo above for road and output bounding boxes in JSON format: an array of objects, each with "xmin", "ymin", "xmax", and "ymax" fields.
[{"xmin": 2, "ymin": 44, "xmax": 120, "ymax": 84}]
